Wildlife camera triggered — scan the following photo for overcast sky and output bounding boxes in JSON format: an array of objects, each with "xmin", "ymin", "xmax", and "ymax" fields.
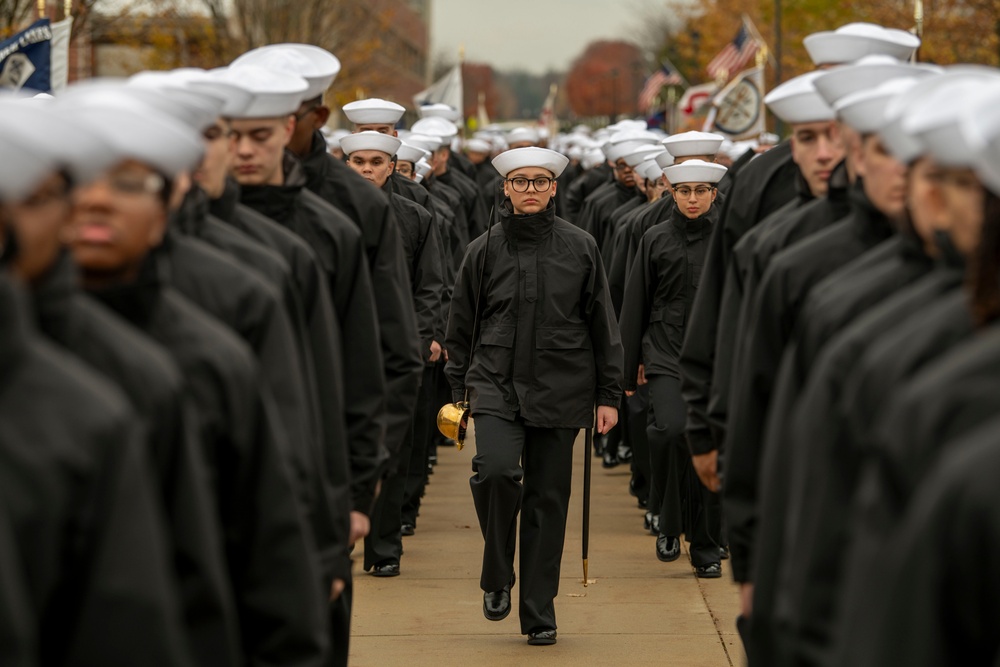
[{"xmin": 429, "ymin": 0, "xmax": 649, "ymax": 74}]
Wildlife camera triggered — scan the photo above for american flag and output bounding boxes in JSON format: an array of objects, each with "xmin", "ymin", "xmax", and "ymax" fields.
[
  {"xmin": 638, "ymin": 65, "xmax": 684, "ymax": 114},
  {"xmin": 706, "ymin": 23, "xmax": 760, "ymax": 81}
]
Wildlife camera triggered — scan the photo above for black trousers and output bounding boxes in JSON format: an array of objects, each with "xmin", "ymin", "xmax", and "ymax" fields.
[
  {"xmin": 647, "ymin": 375, "xmax": 721, "ymax": 567},
  {"xmin": 327, "ymin": 573, "xmax": 352, "ymax": 667},
  {"xmin": 470, "ymin": 414, "xmax": 577, "ymax": 634},
  {"xmin": 627, "ymin": 385, "xmax": 651, "ymax": 505},
  {"xmin": 401, "ymin": 364, "xmax": 437, "ymax": 526}
]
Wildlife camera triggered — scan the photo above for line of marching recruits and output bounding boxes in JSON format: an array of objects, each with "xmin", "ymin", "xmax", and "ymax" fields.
[
  {"xmin": 9, "ymin": 20, "xmax": 1000, "ymax": 667},
  {"xmin": 528, "ymin": 20, "xmax": 1000, "ymax": 666},
  {"xmin": 0, "ymin": 43, "xmax": 441, "ymax": 666},
  {"xmin": 663, "ymin": 23, "xmax": 1000, "ymax": 667}
]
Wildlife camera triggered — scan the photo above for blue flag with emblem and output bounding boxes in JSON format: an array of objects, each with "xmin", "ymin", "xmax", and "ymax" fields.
[{"xmin": 0, "ymin": 19, "xmax": 54, "ymax": 93}]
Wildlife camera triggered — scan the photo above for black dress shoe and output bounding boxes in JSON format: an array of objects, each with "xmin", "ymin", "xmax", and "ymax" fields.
[
  {"xmin": 371, "ymin": 561, "xmax": 400, "ymax": 577},
  {"xmin": 527, "ymin": 629, "xmax": 557, "ymax": 646},
  {"xmin": 637, "ymin": 497, "xmax": 648, "ymax": 509},
  {"xmin": 602, "ymin": 450, "xmax": 619, "ymax": 468},
  {"xmin": 483, "ymin": 573, "xmax": 515, "ymax": 621},
  {"xmin": 719, "ymin": 545, "xmax": 730, "ymax": 560},
  {"xmin": 696, "ymin": 562, "xmax": 722, "ymax": 578},
  {"xmin": 650, "ymin": 514, "xmax": 660, "ymax": 536},
  {"xmin": 656, "ymin": 535, "xmax": 681, "ymax": 562},
  {"xmin": 643, "ymin": 511, "xmax": 653, "ymax": 532},
  {"xmin": 401, "ymin": 523, "xmax": 415, "ymax": 536},
  {"xmin": 616, "ymin": 444, "xmax": 633, "ymax": 462}
]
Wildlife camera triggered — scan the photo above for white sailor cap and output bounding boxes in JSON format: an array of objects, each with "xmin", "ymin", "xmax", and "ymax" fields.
[
  {"xmin": 232, "ymin": 43, "xmax": 340, "ymax": 100},
  {"xmin": 418, "ymin": 103, "xmax": 461, "ymax": 121},
  {"xmin": 804, "ymin": 23, "xmax": 921, "ymax": 66},
  {"xmin": 902, "ymin": 68, "xmax": 1000, "ymax": 167},
  {"xmin": 414, "ymin": 157, "xmax": 433, "ymax": 181},
  {"xmin": 812, "ymin": 55, "xmax": 935, "ymax": 107},
  {"xmin": 605, "ymin": 129, "xmax": 661, "ymax": 162},
  {"xmin": 167, "ymin": 68, "xmax": 254, "ymax": 118},
  {"xmin": 834, "ymin": 77, "xmax": 922, "ymax": 135},
  {"xmin": 397, "ymin": 142, "xmax": 430, "ymax": 164},
  {"xmin": 411, "ymin": 116, "xmax": 459, "ymax": 141},
  {"xmin": 567, "ymin": 145, "xmax": 584, "ymax": 161},
  {"xmin": 61, "ymin": 78, "xmax": 218, "ymax": 134},
  {"xmin": 962, "ymin": 85, "xmax": 1000, "ymax": 195},
  {"xmin": 637, "ymin": 159, "xmax": 665, "ymax": 183},
  {"xmin": 492, "ymin": 147, "xmax": 569, "ymax": 178},
  {"xmin": 582, "ymin": 147, "xmax": 606, "ymax": 170},
  {"xmin": 339, "ymin": 130, "xmax": 401, "ymax": 157},
  {"xmin": 0, "ymin": 132, "xmax": 57, "ymax": 202},
  {"xmin": 608, "ymin": 119, "xmax": 648, "ymax": 133},
  {"xmin": 764, "ymin": 71, "xmax": 835, "ymax": 124},
  {"xmin": 212, "ymin": 65, "xmax": 310, "ymax": 118},
  {"xmin": 60, "ymin": 97, "xmax": 204, "ymax": 178},
  {"xmin": 464, "ymin": 138, "xmax": 492, "ymax": 153},
  {"xmin": 664, "ymin": 159, "xmax": 727, "ymax": 185},
  {"xmin": 405, "ymin": 133, "xmax": 443, "ymax": 153},
  {"xmin": 324, "ymin": 129, "xmax": 350, "ymax": 150},
  {"xmin": 128, "ymin": 71, "xmax": 226, "ymax": 130},
  {"xmin": 662, "ymin": 131, "xmax": 725, "ymax": 158},
  {"xmin": 655, "ymin": 150, "xmax": 676, "ymax": 169},
  {"xmin": 0, "ymin": 98, "xmax": 117, "ymax": 186},
  {"xmin": 506, "ymin": 126, "xmax": 540, "ymax": 145},
  {"xmin": 343, "ymin": 98, "xmax": 406, "ymax": 125},
  {"xmin": 622, "ymin": 144, "xmax": 666, "ymax": 168}
]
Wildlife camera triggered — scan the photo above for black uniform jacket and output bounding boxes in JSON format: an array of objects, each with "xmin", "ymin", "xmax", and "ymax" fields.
[
  {"xmin": 606, "ymin": 196, "xmax": 676, "ymax": 315},
  {"xmin": 33, "ymin": 253, "xmax": 240, "ymax": 667},
  {"xmin": 724, "ymin": 181, "xmax": 893, "ymax": 583},
  {"xmin": 301, "ymin": 135, "xmax": 423, "ymax": 463},
  {"xmin": 160, "ymin": 231, "xmax": 325, "ymax": 522},
  {"xmin": 439, "ymin": 164, "xmax": 489, "ymax": 240},
  {"xmin": 708, "ymin": 168, "xmax": 827, "ymax": 460},
  {"xmin": 174, "ymin": 188, "xmax": 351, "ymax": 584},
  {"xmin": 565, "ymin": 163, "xmax": 612, "ymax": 224},
  {"xmin": 746, "ymin": 232, "xmax": 934, "ymax": 666},
  {"xmin": 831, "ymin": 293, "xmax": 976, "ymax": 667},
  {"xmin": 0, "ymin": 274, "xmax": 193, "ymax": 667},
  {"xmin": 581, "ymin": 180, "xmax": 640, "ymax": 258},
  {"xmin": 832, "ymin": 417, "xmax": 1000, "ymax": 667},
  {"xmin": 445, "ymin": 200, "xmax": 624, "ymax": 429},
  {"xmin": 240, "ymin": 155, "xmax": 394, "ymax": 471},
  {"xmin": 679, "ymin": 140, "xmax": 798, "ymax": 457},
  {"xmin": 620, "ymin": 203, "xmax": 718, "ymax": 389},
  {"xmin": 212, "ymin": 181, "xmax": 376, "ymax": 525},
  {"xmin": 0, "ymin": 505, "xmax": 34, "ymax": 667},
  {"xmin": 383, "ymin": 183, "xmax": 444, "ymax": 355},
  {"xmin": 89, "ymin": 257, "xmax": 328, "ymax": 667}
]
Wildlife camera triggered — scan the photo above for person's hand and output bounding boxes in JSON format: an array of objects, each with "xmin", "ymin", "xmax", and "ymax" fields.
[
  {"xmin": 637, "ymin": 363, "xmax": 648, "ymax": 386},
  {"xmin": 428, "ymin": 340, "xmax": 442, "ymax": 362},
  {"xmin": 443, "ymin": 348, "xmax": 449, "ymax": 363},
  {"xmin": 596, "ymin": 406, "xmax": 618, "ymax": 434},
  {"xmin": 739, "ymin": 582, "xmax": 754, "ymax": 617},
  {"xmin": 349, "ymin": 511, "xmax": 370, "ymax": 547},
  {"xmin": 692, "ymin": 449, "xmax": 721, "ymax": 493},
  {"xmin": 330, "ymin": 578, "xmax": 345, "ymax": 602}
]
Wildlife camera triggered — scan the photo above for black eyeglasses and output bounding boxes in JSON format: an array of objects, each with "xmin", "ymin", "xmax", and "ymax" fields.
[
  {"xmin": 673, "ymin": 186, "xmax": 714, "ymax": 198},
  {"xmin": 507, "ymin": 176, "xmax": 552, "ymax": 192}
]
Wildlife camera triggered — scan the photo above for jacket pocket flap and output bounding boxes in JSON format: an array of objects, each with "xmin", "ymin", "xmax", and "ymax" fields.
[
  {"xmin": 535, "ymin": 327, "xmax": 592, "ymax": 350},
  {"xmin": 480, "ymin": 326, "xmax": 515, "ymax": 347},
  {"xmin": 650, "ymin": 304, "xmax": 684, "ymax": 325}
]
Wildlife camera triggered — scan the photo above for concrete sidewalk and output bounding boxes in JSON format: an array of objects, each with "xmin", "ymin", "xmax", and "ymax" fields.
[{"xmin": 353, "ymin": 421, "xmax": 745, "ymax": 666}]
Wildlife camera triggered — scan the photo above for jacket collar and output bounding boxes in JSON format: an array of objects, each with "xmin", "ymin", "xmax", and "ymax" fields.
[
  {"xmin": 499, "ymin": 199, "xmax": 555, "ymax": 246},
  {"xmin": 238, "ymin": 151, "xmax": 307, "ymax": 223}
]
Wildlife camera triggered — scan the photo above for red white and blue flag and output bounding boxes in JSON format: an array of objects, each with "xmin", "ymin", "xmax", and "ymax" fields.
[
  {"xmin": 706, "ymin": 23, "xmax": 760, "ymax": 81},
  {"xmin": 638, "ymin": 64, "xmax": 684, "ymax": 113}
]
